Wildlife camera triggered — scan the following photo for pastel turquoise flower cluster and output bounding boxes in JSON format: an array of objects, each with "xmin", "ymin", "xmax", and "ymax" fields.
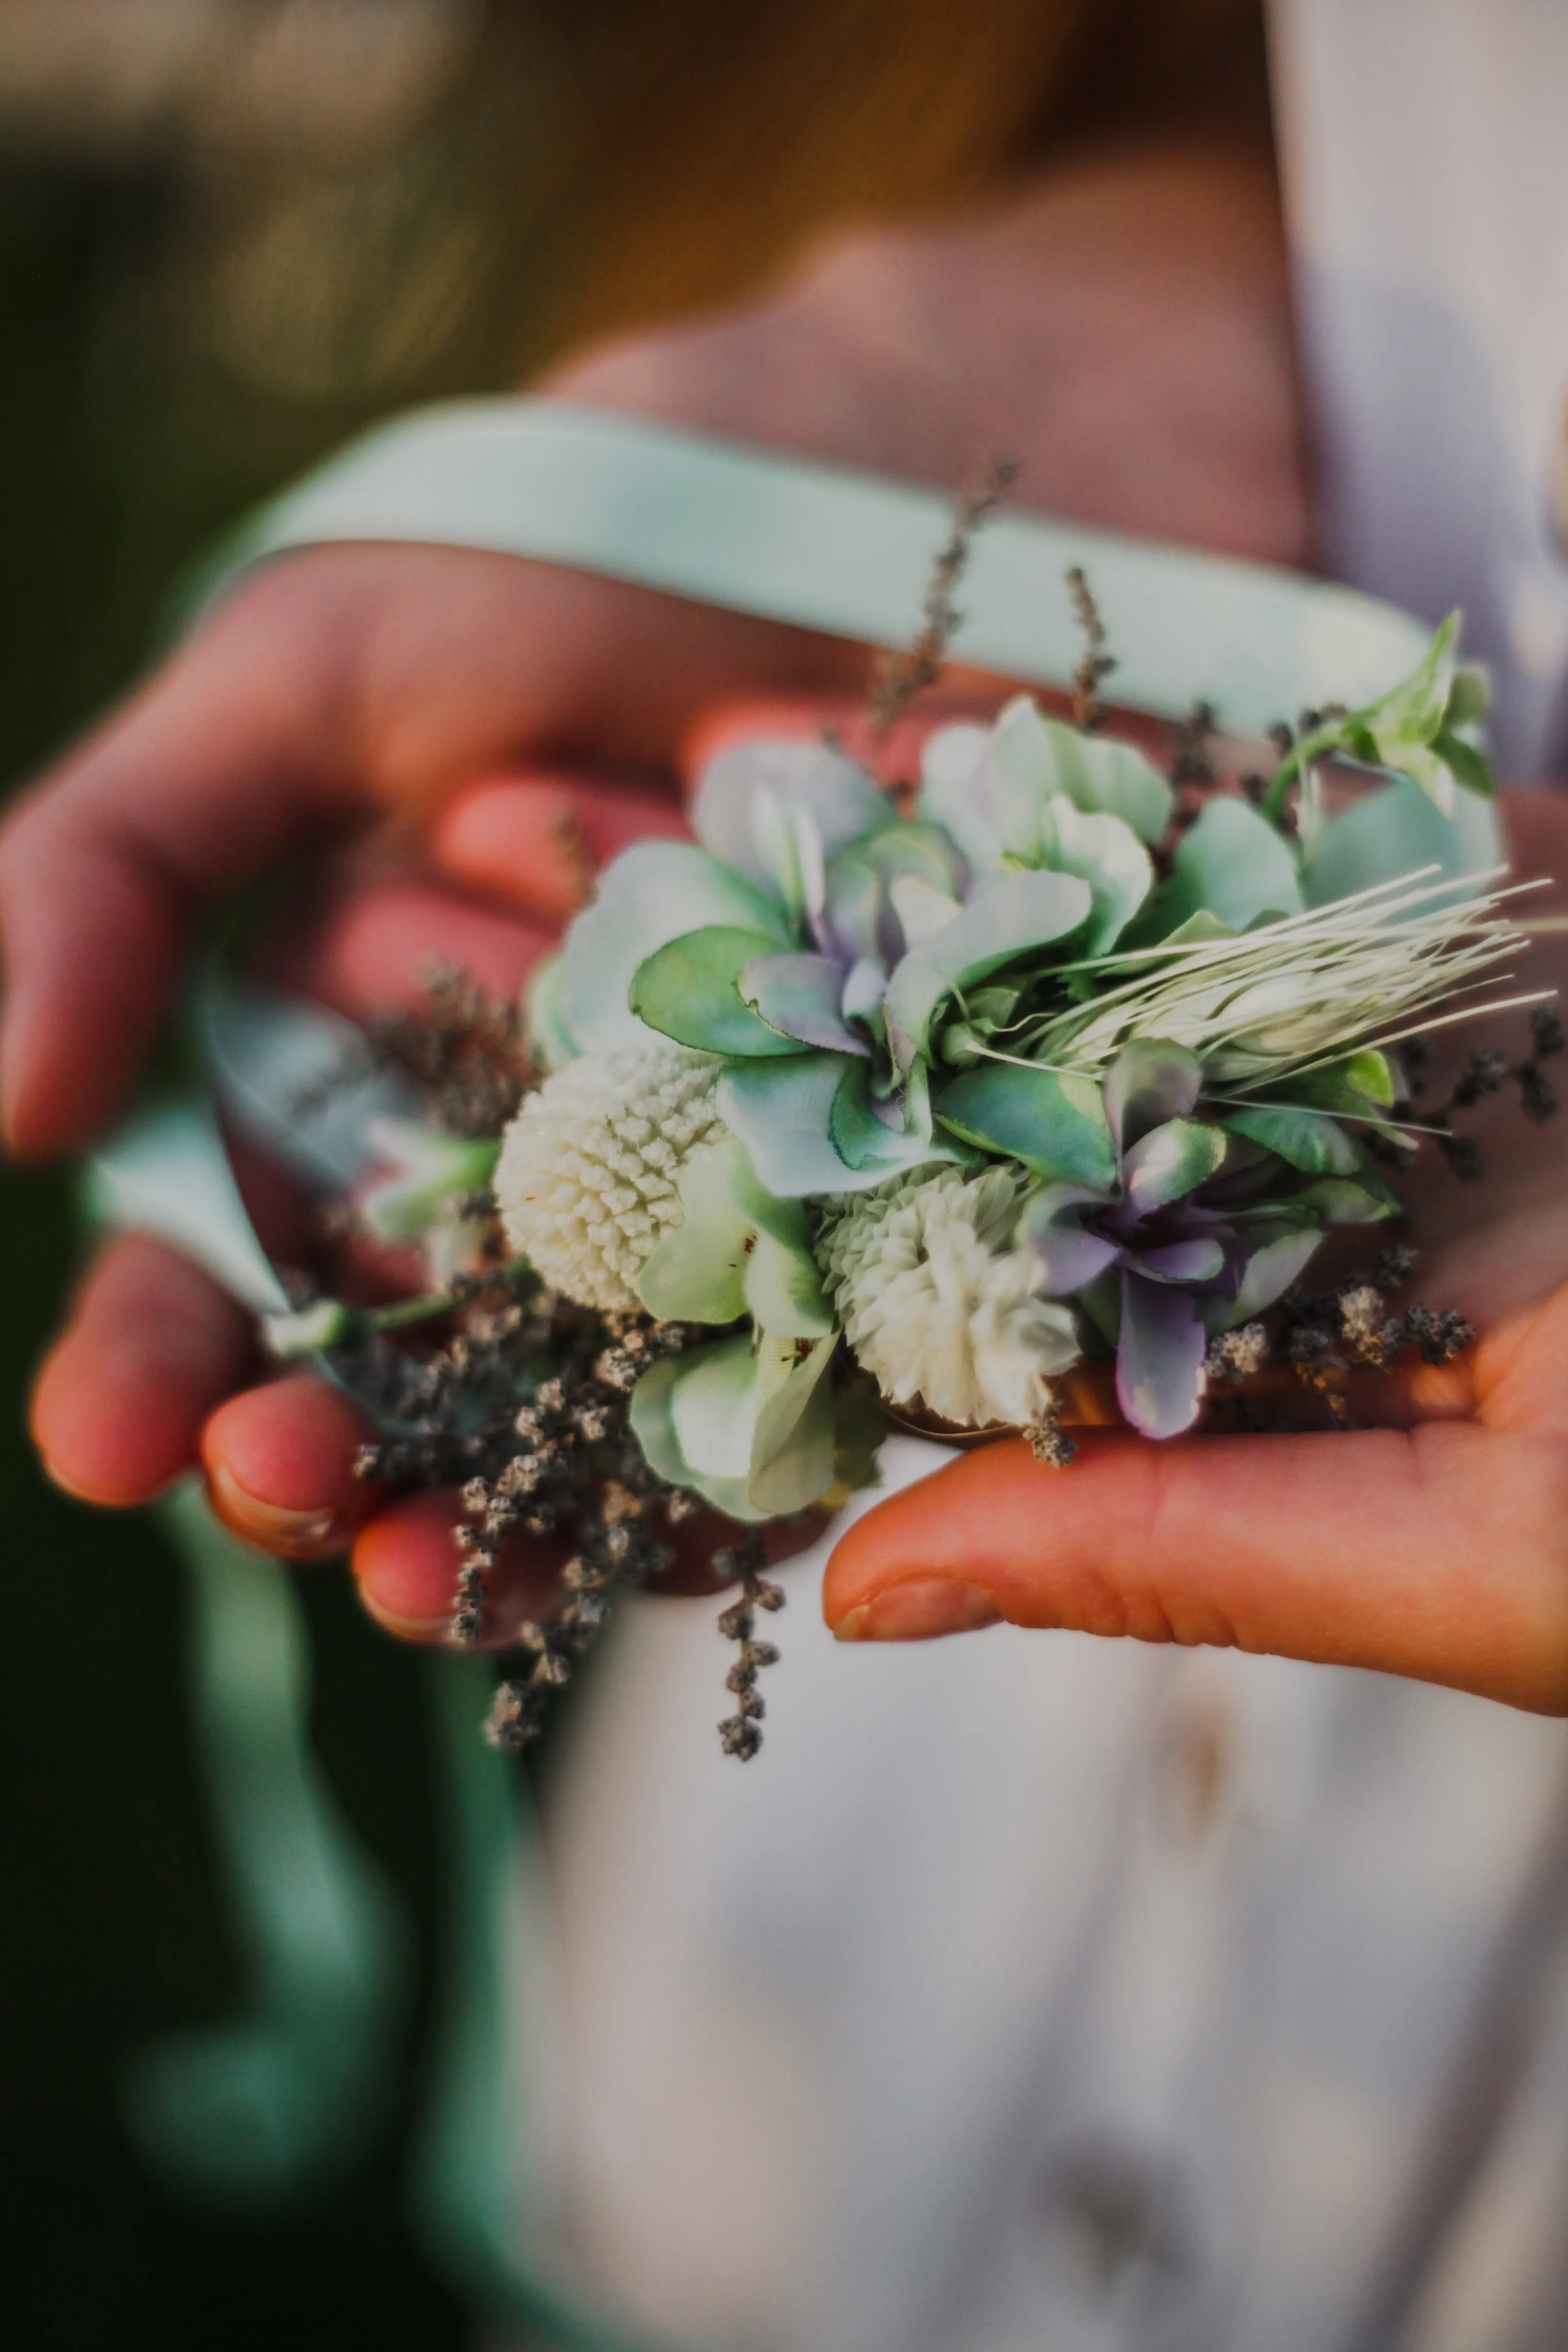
[{"xmin": 485, "ymin": 621, "xmax": 1508, "ymax": 1518}]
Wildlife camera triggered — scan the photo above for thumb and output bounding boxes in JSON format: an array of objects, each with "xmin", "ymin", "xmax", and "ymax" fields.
[{"xmin": 822, "ymin": 1407, "xmax": 1568, "ymax": 1714}]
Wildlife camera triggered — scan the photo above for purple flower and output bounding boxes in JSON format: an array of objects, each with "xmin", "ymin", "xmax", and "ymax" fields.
[{"xmin": 1021, "ymin": 1041, "xmax": 1320, "ymax": 1438}]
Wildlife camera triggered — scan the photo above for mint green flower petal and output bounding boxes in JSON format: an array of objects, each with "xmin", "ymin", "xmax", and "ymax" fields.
[
  {"xmin": 885, "ymin": 869, "xmax": 1091, "ymax": 1070},
  {"xmin": 934, "ymin": 1063, "xmax": 1116, "ymax": 1187},
  {"xmin": 524, "ymin": 952, "xmax": 576, "ymax": 1071},
  {"xmin": 627, "ymin": 1350, "xmax": 759, "ymax": 1520},
  {"xmin": 629, "ymin": 1330, "xmax": 843, "ymax": 1519},
  {"xmin": 992, "ymin": 695, "xmax": 1173, "ymax": 845},
  {"xmin": 1160, "ymin": 796, "xmax": 1304, "ymax": 933},
  {"xmin": 719, "ymin": 1054, "xmax": 941, "ymax": 1196},
  {"xmin": 691, "ymin": 738, "xmax": 891, "ymax": 897},
  {"xmin": 1033, "ymin": 795, "xmax": 1152, "ymax": 953},
  {"xmin": 1304, "ymin": 773, "xmax": 1503, "ymax": 908},
  {"xmin": 637, "ymin": 1138, "xmax": 834, "ymax": 1336},
  {"xmin": 747, "ymin": 1334, "xmax": 840, "ymax": 1515},
  {"xmin": 630, "ymin": 926, "xmax": 808, "ymax": 1057},
  {"xmin": 559, "ymin": 841, "xmax": 789, "ymax": 1055}
]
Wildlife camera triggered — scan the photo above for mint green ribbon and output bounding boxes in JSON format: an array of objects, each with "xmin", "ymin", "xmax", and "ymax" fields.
[{"xmin": 200, "ymin": 397, "xmax": 1433, "ymax": 737}]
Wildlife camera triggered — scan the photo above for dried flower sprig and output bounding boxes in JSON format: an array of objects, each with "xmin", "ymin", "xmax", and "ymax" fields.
[
  {"xmin": 867, "ymin": 454, "xmax": 1018, "ymax": 739},
  {"xmin": 1203, "ymin": 1247, "xmax": 1473, "ymax": 1432},
  {"xmin": 1066, "ymin": 563, "xmax": 1117, "ymax": 733},
  {"xmin": 714, "ymin": 1533, "xmax": 785, "ymax": 1761}
]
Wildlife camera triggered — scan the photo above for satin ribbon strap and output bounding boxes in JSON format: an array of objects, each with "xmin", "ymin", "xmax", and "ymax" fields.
[{"xmin": 198, "ymin": 396, "xmax": 1432, "ymax": 738}]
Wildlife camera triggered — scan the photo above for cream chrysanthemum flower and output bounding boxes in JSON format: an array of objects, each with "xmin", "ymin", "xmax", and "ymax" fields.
[
  {"xmin": 816, "ymin": 1166, "xmax": 1080, "ymax": 1429},
  {"xmin": 495, "ymin": 1047, "xmax": 727, "ymax": 1311}
]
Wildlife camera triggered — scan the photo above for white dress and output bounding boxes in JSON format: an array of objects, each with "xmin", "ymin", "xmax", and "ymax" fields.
[{"xmin": 493, "ymin": 10, "xmax": 1568, "ymax": 2346}]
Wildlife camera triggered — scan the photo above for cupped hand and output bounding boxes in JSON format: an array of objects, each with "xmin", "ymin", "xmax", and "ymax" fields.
[
  {"xmin": 14, "ymin": 135, "xmax": 1310, "ymax": 1635},
  {"xmin": 824, "ymin": 795, "xmax": 1568, "ymax": 1714}
]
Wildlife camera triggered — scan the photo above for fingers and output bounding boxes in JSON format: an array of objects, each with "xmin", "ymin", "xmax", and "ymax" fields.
[
  {"xmin": 428, "ymin": 771, "xmax": 688, "ymax": 923},
  {"xmin": 0, "ymin": 565, "xmax": 366, "ymax": 1157},
  {"xmin": 282, "ymin": 879, "xmax": 552, "ymax": 1021},
  {"xmin": 31, "ymin": 1231, "xmax": 258, "ymax": 1507},
  {"xmin": 196, "ymin": 1377, "xmax": 565, "ymax": 1640},
  {"xmin": 350, "ymin": 1491, "xmax": 566, "ymax": 1648},
  {"xmin": 200, "ymin": 1372, "xmax": 383, "ymax": 1560},
  {"xmin": 824, "ymin": 1412, "xmax": 1568, "ymax": 1715}
]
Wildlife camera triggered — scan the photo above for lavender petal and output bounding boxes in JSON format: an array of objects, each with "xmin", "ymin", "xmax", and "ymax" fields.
[{"xmin": 1116, "ymin": 1270, "xmax": 1207, "ymax": 1439}]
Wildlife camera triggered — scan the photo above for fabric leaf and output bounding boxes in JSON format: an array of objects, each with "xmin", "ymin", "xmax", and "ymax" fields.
[
  {"xmin": 631, "ymin": 926, "xmax": 808, "ymax": 1057},
  {"xmin": 935, "ymin": 1062, "xmax": 1117, "ymax": 1188}
]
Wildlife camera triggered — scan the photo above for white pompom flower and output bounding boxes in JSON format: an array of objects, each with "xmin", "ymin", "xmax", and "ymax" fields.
[
  {"xmin": 817, "ymin": 1165, "xmax": 1080, "ymax": 1429},
  {"xmin": 495, "ymin": 1047, "xmax": 728, "ymax": 1312}
]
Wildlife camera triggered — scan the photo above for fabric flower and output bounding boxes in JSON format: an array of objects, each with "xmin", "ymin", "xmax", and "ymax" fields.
[
  {"xmin": 817, "ymin": 1164, "xmax": 1080, "ymax": 1429},
  {"xmin": 494, "ymin": 1046, "xmax": 726, "ymax": 1310},
  {"xmin": 1021, "ymin": 1039, "xmax": 1322, "ymax": 1438}
]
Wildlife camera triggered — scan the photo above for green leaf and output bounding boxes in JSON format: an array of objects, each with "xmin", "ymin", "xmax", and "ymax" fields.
[
  {"xmin": 1431, "ymin": 728, "xmax": 1494, "ymax": 798},
  {"xmin": 1293, "ymin": 1173, "xmax": 1401, "ymax": 1225},
  {"xmin": 1305, "ymin": 772, "xmax": 1504, "ymax": 906},
  {"xmin": 560, "ymin": 842, "xmax": 790, "ymax": 1055},
  {"xmin": 1445, "ymin": 665, "xmax": 1491, "ymax": 728},
  {"xmin": 1225, "ymin": 1226, "xmax": 1324, "ymax": 1325},
  {"xmin": 830, "ymin": 1377, "xmax": 886, "ymax": 1499},
  {"xmin": 631, "ymin": 927, "xmax": 807, "ymax": 1056},
  {"xmin": 934, "ymin": 1063, "xmax": 1117, "ymax": 1187},
  {"xmin": 748, "ymin": 1335, "xmax": 840, "ymax": 1514},
  {"xmin": 1277, "ymin": 1051, "xmax": 1396, "ymax": 1118},
  {"xmin": 1222, "ymin": 1104, "xmax": 1363, "ymax": 1176},
  {"xmin": 638, "ymin": 1140, "xmax": 834, "ymax": 1334},
  {"xmin": 1159, "ymin": 797, "xmax": 1304, "ymax": 933},
  {"xmin": 884, "ymin": 869, "xmax": 1091, "ymax": 1069}
]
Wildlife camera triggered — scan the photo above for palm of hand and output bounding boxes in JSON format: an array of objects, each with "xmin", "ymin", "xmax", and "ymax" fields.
[{"xmin": 824, "ymin": 795, "xmax": 1568, "ymax": 1712}]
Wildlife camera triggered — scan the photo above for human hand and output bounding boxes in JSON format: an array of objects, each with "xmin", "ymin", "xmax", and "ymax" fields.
[
  {"xmin": 16, "ymin": 138, "xmax": 1308, "ymax": 1635},
  {"xmin": 823, "ymin": 795, "xmax": 1568, "ymax": 1713}
]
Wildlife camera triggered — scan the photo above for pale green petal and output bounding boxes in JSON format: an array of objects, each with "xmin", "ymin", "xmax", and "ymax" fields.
[
  {"xmin": 524, "ymin": 952, "xmax": 577, "ymax": 1070},
  {"xmin": 1036, "ymin": 797, "xmax": 1152, "ymax": 954},
  {"xmin": 637, "ymin": 1138, "xmax": 833, "ymax": 1335},
  {"xmin": 631, "ymin": 926, "xmax": 808, "ymax": 1056},
  {"xmin": 691, "ymin": 738, "xmax": 890, "ymax": 894},
  {"xmin": 748, "ymin": 1334, "xmax": 840, "ymax": 1514},
  {"xmin": 1222, "ymin": 1104, "xmax": 1362, "ymax": 1176},
  {"xmin": 1304, "ymin": 773, "xmax": 1503, "ymax": 907},
  {"xmin": 1161, "ymin": 796, "xmax": 1304, "ymax": 932},
  {"xmin": 934, "ymin": 1063, "xmax": 1116, "ymax": 1187},
  {"xmin": 560, "ymin": 842, "xmax": 790, "ymax": 1054},
  {"xmin": 718, "ymin": 1054, "xmax": 914, "ymax": 1195}
]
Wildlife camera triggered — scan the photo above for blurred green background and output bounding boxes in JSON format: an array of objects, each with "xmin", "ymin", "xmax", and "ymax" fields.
[
  {"xmin": 0, "ymin": 178, "xmax": 475, "ymax": 2352},
  {"xmin": 0, "ymin": 7, "xmax": 515, "ymax": 2338}
]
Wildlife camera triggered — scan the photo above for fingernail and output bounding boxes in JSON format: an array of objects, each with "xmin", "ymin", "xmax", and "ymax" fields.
[
  {"xmin": 357, "ymin": 1585, "xmax": 449, "ymax": 1642},
  {"xmin": 205, "ymin": 1460, "xmax": 342, "ymax": 1557},
  {"xmin": 834, "ymin": 1577, "xmax": 1002, "ymax": 1643},
  {"xmin": 38, "ymin": 1450, "xmax": 133, "ymax": 1509}
]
